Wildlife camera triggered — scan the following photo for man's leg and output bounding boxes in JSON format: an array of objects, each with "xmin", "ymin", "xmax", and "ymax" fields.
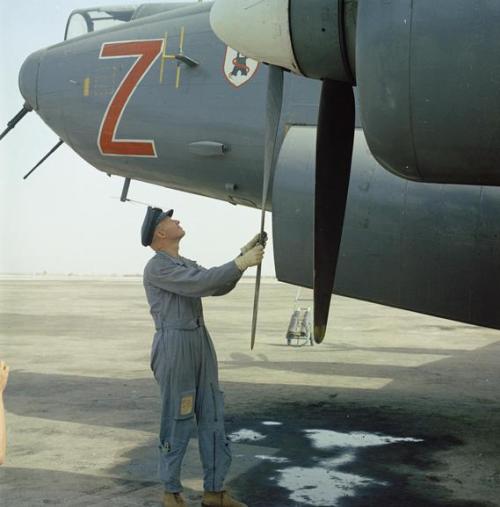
[
  {"xmin": 196, "ymin": 332, "xmax": 232, "ymax": 492},
  {"xmin": 158, "ymin": 390, "xmax": 195, "ymax": 493},
  {"xmin": 152, "ymin": 332, "xmax": 196, "ymax": 493},
  {"xmin": 196, "ymin": 333, "xmax": 247, "ymax": 506},
  {"xmin": 197, "ymin": 385, "xmax": 232, "ymax": 492}
]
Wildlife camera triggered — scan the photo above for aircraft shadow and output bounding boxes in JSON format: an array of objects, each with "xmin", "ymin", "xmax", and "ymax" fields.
[{"xmin": 2, "ymin": 340, "xmax": 499, "ymax": 507}]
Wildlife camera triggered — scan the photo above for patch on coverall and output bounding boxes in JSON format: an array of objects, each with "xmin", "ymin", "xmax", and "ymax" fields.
[
  {"xmin": 177, "ymin": 391, "xmax": 195, "ymax": 419},
  {"xmin": 159, "ymin": 441, "xmax": 171, "ymax": 454}
]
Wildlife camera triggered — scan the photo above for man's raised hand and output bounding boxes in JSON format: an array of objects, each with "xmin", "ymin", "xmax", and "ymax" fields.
[
  {"xmin": 235, "ymin": 244, "xmax": 265, "ymax": 271},
  {"xmin": 240, "ymin": 232, "xmax": 268, "ymax": 254}
]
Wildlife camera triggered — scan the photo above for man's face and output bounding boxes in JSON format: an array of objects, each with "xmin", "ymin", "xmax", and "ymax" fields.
[{"xmin": 156, "ymin": 217, "xmax": 185, "ymax": 241}]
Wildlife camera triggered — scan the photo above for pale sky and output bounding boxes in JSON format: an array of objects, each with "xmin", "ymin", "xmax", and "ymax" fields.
[{"xmin": 0, "ymin": 0, "xmax": 276, "ymax": 276}]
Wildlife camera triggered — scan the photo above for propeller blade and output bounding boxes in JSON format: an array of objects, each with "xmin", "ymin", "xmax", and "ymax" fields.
[
  {"xmin": 23, "ymin": 139, "xmax": 64, "ymax": 180},
  {"xmin": 313, "ymin": 80, "xmax": 355, "ymax": 343},
  {"xmin": 250, "ymin": 64, "xmax": 284, "ymax": 350},
  {"xmin": 0, "ymin": 104, "xmax": 32, "ymax": 142}
]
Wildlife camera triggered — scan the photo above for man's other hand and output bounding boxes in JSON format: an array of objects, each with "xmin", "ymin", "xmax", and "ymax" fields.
[
  {"xmin": 240, "ymin": 232, "xmax": 267, "ymax": 254},
  {"xmin": 235, "ymin": 244, "xmax": 265, "ymax": 271}
]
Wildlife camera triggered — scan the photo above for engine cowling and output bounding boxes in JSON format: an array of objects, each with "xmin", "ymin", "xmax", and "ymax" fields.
[
  {"xmin": 357, "ymin": 0, "xmax": 500, "ymax": 185},
  {"xmin": 209, "ymin": 0, "xmax": 356, "ymax": 82},
  {"xmin": 212, "ymin": 0, "xmax": 500, "ymax": 186},
  {"xmin": 272, "ymin": 126, "xmax": 314, "ymax": 288}
]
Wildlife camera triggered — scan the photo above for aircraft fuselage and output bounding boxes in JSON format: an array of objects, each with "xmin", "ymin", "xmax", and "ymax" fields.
[{"xmin": 17, "ymin": 2, "xmax": 500, "ymax": 331}]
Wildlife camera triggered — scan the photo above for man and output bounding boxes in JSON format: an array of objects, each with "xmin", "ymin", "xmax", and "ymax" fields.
[{"xmin": 142, "ymin": 207, "xmax": 265, "ymax": 507}]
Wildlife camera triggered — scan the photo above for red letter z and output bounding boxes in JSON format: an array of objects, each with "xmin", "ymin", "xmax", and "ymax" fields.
[{"xmin": 98, "ymin": 39, "xmax": 163, "ymax": 157}]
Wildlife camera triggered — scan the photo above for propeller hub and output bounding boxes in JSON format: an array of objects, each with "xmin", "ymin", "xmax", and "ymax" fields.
[
  {"xmin": 210, "ymin": 0, "xmax": 301, "ymax": 73},
  {"xmin": 210, "ymin": 0, "xmax": 356, "ymax": 83}
]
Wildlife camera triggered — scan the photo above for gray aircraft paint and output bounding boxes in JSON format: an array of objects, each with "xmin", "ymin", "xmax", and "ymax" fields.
[
  {"xmin": 17, "ymin": 2, "xmax": 500, "ymax": 331},
  {"xmin": 273, "ymin": 126, "xmax": 500, "ymax": 329}
]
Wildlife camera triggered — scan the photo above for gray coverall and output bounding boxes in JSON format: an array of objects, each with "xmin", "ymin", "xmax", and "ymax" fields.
[{"xmin": 143, "ymin": 251, "xmax": 242, "ymax": 493}]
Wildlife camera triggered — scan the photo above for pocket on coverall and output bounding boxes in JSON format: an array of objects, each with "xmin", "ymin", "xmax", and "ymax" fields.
[{"xmin": 175, "ymin": 389, "xmax": 196, "ymax": 420}]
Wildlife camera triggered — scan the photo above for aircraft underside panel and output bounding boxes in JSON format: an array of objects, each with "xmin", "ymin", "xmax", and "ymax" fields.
[{"xmin": 272, "ymin": 127, "xmax": 500, "ymax": 330}]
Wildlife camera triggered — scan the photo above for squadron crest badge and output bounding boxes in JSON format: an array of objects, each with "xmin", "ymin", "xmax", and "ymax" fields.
[{"xmin": 223, "ymin": 46, "xmax": 259, "ymax": 88}]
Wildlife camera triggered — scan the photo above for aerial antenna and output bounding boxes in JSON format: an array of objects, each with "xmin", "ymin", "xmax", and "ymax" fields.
[
  {"xmin": 23, "ymin": 139, "xmax": 64, "ymax": 180},
  {"xmin": 121, "ymin": 198, "xmax": 154, "ymax": 207},
  {"xmin": 111, "ymin": 196, "xmax": 155, "ymax": 208},
  {"xmin": 111, "ymin": 178, "xmax": 156, "ymax": 207},
  {"xmin": 0, "ymin": 104, "xmax": 32, "ymax": 142},
  {"xmin": 120, "ymin": 177, "xmax": 131, "ymax": 202}
]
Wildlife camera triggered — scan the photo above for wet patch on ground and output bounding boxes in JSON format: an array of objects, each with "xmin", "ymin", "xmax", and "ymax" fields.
[
  {"xmin": 5, "ymin": 372, "xmax": 498, "ymax": 506},
  {"xmin": 223, "ymin": 400, "xmax": 493, "ymax": 507}
]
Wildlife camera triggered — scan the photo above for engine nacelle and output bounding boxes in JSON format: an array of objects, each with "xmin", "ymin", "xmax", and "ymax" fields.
[
  {"xmin": 212, "ymin": 0, "xmax": 500, "ymax": 186},
  {"xmin": 357, "ymin": 0, "xmax": 500, "ymax": 185},
  {"xmin": 272, "ymin": 126, "xmax": 314, "ymax": 288}
]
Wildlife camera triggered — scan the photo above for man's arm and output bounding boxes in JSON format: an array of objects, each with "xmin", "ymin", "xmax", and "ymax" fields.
[
  {"xmin": 212, "ymin": 279, "xmax": 240, "ymax": 297},
  {"xmin": 0, "ymin": 361, "xmax": 9, "ymax": 465},
  {"xmin": 146, "ymin": 243, "xmax": 264, "ymax": 298},
  {"xmin": 189, "ymin": 235, "xmax": 266, "ymax": 297},
  {"xmin": 146, "ymin": 258, "xmax": 243, "ymax": 298},
  {"xmin": 185, "ymin": 258, "xmax": 241, "ymax": 297}
]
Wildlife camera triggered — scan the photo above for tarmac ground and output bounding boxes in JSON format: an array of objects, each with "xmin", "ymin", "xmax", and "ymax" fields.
[{"xmin": 0, "ymin": 277, "xmax": 499, "ymax": 507}]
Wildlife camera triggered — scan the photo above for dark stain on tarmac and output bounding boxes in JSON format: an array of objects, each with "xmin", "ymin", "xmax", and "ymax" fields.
[
  {"xmin": 222, "ymin": 404, "xmax": 492, "ymax": 507},
  {"xmin": 114, "ymin": 400, "xmax": 493, "ymax": 507},
  {"xmin": 3, "ymin": 371, "xmax": 499, "ymax": 507}
]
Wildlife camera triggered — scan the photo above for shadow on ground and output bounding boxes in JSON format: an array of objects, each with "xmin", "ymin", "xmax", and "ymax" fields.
[{"xmin": 3, "ymin": 364, "xmax": 499, "ymax": 506}]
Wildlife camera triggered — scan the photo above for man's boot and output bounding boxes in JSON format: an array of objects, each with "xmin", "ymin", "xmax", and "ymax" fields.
[
  {"xmin": 163, "ymin": 492, "xmax": 187, "ymax": 506},
  {"xmin": 201, "ymin": 490, "xmax": 247, "ymax": 507}
]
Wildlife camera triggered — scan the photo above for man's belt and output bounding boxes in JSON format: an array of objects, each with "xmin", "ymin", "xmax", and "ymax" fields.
[{"xmin": 155, "ymin": 316, "xmax": 204, "ymax": 331}]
